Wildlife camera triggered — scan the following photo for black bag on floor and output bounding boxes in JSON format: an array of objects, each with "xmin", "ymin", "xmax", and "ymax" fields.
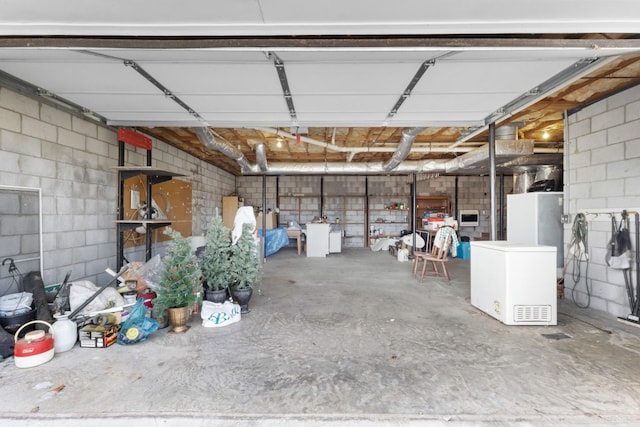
[
  {"xmin": 22, "ymin": 271, "xmax": 53, "ymax": 324},
  {"xmin": 0, "ymin": 325, "xmax": 14, "ymax": 359}
]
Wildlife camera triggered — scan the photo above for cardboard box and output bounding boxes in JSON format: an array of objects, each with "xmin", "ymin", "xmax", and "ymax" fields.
[
  {"xmin": 80, "ymin": 324, "xmax": 119, "ymax": 348},
  {"xmin": 256, "ymin": 212, "xmax": 276, "ymax": 229}
]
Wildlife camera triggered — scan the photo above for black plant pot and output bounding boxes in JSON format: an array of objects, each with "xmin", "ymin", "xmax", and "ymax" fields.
[
  {"xmin": 232, "ymin": 287, "xmax": 253, "ymax": 314},
  {"xmin": 206, "ymin": 288, "xmax": 229, "ymax": 304}
]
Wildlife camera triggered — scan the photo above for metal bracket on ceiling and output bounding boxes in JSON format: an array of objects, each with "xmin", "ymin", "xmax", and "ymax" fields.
[
  {"xmin": 266, "ymin": 51, "xmax": 297, "ymax": 125},
  {"xmin": 0, "ymin": 69, "xmax": 108, "ymax": 125},
  {"xmin": 122, "ymin": 59, "xmax": 206, "ymax": 124},
  {"xmin": 384, "ymin": 58, "xmax": 435, "ymax": 125},
  {"xmin": 77, "ymin": 50, "xmax": 209, "ymax": 126}
]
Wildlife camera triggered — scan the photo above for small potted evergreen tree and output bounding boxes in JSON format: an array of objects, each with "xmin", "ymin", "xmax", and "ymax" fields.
[
  {"xmin": 229, "ymin": 223, "xmax": 261, "ymax": 314},
  {"xmin": 199, "ymin": 214, "xmax": 233, "ymax": 303},
  {"xmin": 155, "ymin": 228, "xmax": 200, "ymax": 333}
]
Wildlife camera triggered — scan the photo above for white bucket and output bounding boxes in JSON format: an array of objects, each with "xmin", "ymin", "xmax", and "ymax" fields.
[{"xmin": 397, "ymin": 248, "xmax": 409, "ymax": 262}]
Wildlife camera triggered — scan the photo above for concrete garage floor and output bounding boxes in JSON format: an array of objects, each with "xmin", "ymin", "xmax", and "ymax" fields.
[{"xmin": 2, "ymin": 248, "xmax": 640, "ymax": 426}]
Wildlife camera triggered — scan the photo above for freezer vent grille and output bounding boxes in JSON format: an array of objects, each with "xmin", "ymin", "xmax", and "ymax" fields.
[{"xmin": 514, "ymin": 305, "xmax": 552, "ymax": 323}]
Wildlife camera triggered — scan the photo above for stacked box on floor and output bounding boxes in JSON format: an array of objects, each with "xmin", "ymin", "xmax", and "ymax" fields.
[{"xmin": 80, "ymin": 324, "xmax": 119, "ymax": 348}]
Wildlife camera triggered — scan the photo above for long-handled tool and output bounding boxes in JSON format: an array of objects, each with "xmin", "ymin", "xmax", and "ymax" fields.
[{"xmin": 68, "ymin": 266, "xmax": 129, "ymax": 321}]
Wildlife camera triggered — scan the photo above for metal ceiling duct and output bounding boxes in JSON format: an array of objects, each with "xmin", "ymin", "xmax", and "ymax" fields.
[
  {"xmin": 512, "ymin": 164, "xmax": 562, "ymax": 193},
  {"xmin": 444, "ymin": 139, "xmax": 534, "ymax": 173},
  {"xmin": 245, "ymin": 159, "xmax": 446, "ymax": 175},
  {"xmin": 255, "ymin": 143, "xmax": 268, "ymax": 173},
  {"xmin": 242, "ymin": 139, "xmax": 534, "ymax": 175},
  {"xmin": 253, "ymin": 126, "xmax": 465, "ymax": 155},
  {"xmin": 383, "ymin": 127, "xmax": 425, "ymax": 172},
  {"xmin": 494, "ymin": 123, "xmax": 520, "ymax": 140},
  {"xmin": 193, "ymin": 127, "xmax": 252, "ymax": 173}
]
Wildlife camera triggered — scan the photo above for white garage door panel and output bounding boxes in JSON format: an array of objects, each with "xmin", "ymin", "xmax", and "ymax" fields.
[
  {"xmin": 419, "ymin": 59, "xmax": 579, "ymax": 93},
  {"xmin": 65, "ymin": 94, "xmax": 184, "ymax": 114},
  {"xmin": 142, "ymin": 63, "xmax": 282, "ymax": 94},
  {"xmin": 293, "ymin": 94, "xmax": 398, "ymax": 114},
  {"xmin": 182, "ymin": 94, "xmax": 288, "ymax": 113},
  {"xmin": 286, "ymin": 63, "xmax": 419, "ymax": 94},
  {"xmin": 1, "ymin": 62, "xmax": 157, "ymax": 94}
]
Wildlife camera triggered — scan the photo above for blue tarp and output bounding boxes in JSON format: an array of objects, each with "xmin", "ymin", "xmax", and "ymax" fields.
[{"xmin": 257, "ymin": 227, "xmax": 291, "ymax": 256}]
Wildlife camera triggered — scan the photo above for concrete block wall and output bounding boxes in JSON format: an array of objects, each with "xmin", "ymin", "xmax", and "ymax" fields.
[
  {"xmin": 564, "ymin": 84, "xmax": 640, "ymax": 318},
  {"xmin": 0, "ymin": 87, "xmax": 234, "ymax": 288},
  {"xmin": 237, "ymin": 173, "xmax": 511, "ymax": 247},
  {"xmin": 368, "ymin": 175, "xmax": 412, "ymax": 196},
  {"xmin": 324, "ymin": 175, "xmax": 366, "ymax": 195},
  {"xmin": 454, "ymin": 175, "xmax": 514, "ymax": 240},
  {"xmin": 234, "ymin": 176, "xmax": 278, "ymax": 214},
  {"xmin": 0, "ymin": 188, "xmax": 41, "ymax": 292}
]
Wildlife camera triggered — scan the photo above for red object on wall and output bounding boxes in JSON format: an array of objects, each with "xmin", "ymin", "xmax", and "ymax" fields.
[
  {"xmin": 118, "ymin": 128, "xmax": 152, "ymax": 150},
  {"xmin": 296, "ymin": 133, "xmax": 301, "ymax": 144}
]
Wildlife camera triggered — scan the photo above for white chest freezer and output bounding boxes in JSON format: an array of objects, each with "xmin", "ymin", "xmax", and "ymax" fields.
[
  {"xmin": 470, "ymin": 241, "xmax": 557, "ymax": 326},
  {"xmin": 306, "ymin": 223, "xmax": 330, "ymax": 257}
]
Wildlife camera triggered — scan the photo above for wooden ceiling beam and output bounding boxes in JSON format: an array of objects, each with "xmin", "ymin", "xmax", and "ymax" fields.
[{"xmin": 2, "ymin": 35, "xmax": 640, "ymax": 49}]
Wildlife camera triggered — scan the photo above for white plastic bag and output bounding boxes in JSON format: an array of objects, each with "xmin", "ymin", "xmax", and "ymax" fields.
[
  {"xmin": 201, "ymin": 300, "xmax": 241, "ymax": 328},
  {"xmin": 609, "ymin": 253, "xmax": 630, "ymax": 269},
  {"xmin": 69, "ymin": 280, "xmax": 126, "ymax": 316},
  {"xmin": 397, "ymin": 248, "xmax": 409, "ymax": 262}
]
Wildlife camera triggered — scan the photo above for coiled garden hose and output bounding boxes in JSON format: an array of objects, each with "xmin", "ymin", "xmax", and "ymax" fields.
[{"xmin": 569, "ymin": 213, "xmax": 591, "ymax": 308}]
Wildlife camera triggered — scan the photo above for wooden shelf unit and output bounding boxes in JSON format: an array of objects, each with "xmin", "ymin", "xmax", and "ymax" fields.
[
  {"xmin": 367, "ymin": 195, "xmax": 411, "ymax": 241},
  {"xmin": 415, "ymin": 195, "xmax": 451, "ymax": 226}
]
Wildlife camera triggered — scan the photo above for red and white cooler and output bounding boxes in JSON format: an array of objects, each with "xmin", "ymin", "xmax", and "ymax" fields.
[{"xmin": 14, "ymin": 320, "xmax": 55, "ymax": 368}]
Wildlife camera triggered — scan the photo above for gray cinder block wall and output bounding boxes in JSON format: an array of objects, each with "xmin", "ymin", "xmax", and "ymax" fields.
[
  {"xmin": 564, "ymin": 84, "xmax": 640, "ymax": 317},
  {"xmin": 0, "ymin": 87, "xmax": 235, "ymax": 288}
]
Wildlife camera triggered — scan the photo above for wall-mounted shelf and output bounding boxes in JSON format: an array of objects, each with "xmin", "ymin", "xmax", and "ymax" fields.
[
  {"xmin": 115, "ymin": 129, "xmax": 185, "ymax": 270},
  {"xmin": 114, "ymin": 166, "xmax": 184, "ymax": 184},
  {"xmin": 367, "ymin": 195, "xmax": 411, "ymax": 242},
  {"xmin": 114, "ymin": 219, "xmax": 173, "ymax": 229}
]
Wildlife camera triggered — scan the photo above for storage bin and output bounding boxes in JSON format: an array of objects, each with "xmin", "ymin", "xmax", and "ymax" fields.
[{"xmin": 458, "ymin": 241, "xmax": 471, "ymax": 260}]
